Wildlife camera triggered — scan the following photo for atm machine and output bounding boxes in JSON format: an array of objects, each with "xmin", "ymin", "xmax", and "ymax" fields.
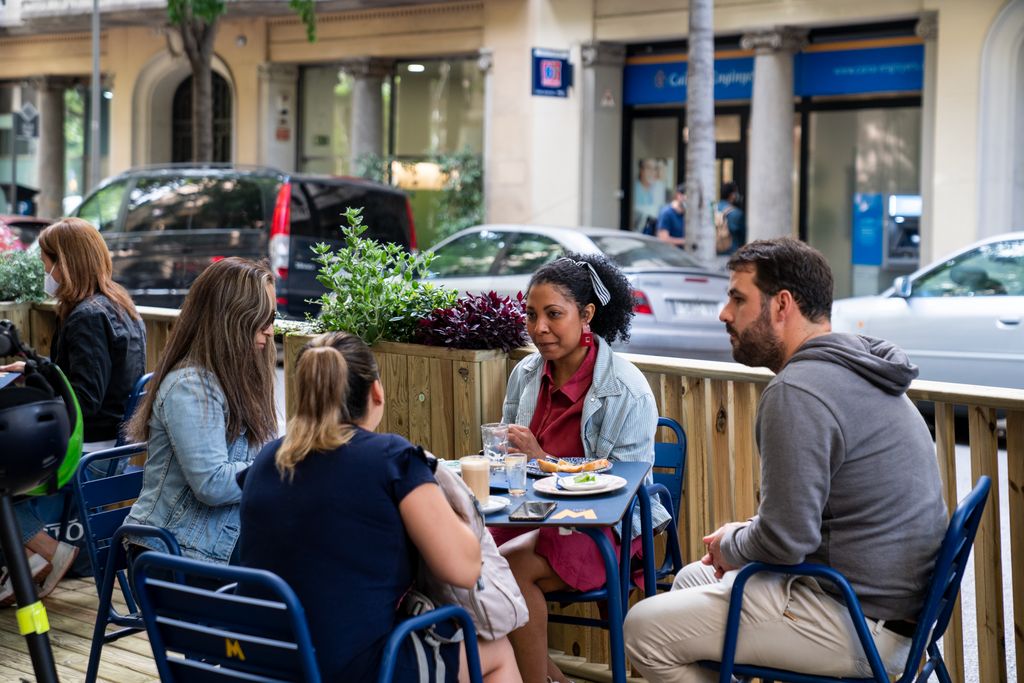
[{"xmin": 851, "ymin": 193, "xmax": 921, "ymax": 296}]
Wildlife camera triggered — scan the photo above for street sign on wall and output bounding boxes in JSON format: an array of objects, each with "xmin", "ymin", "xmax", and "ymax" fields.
[
  {"xmin": 532, "ymin": 48, "xmax": 573, "ymax": 97},
  {"xmin": 13, "ymin": 102, "xmax": 39, "ymax": 139}
]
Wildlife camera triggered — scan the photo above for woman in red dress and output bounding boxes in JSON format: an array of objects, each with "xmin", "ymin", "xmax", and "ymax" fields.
[{"xmin": 496, "ymin": 254, "xmax": 669, "ymax": 683}]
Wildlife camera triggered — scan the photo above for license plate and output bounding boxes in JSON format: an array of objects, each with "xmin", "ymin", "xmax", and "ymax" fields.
[{"xmin": 670, "ymin": 300, "xmax": 720, "ymax": 319}]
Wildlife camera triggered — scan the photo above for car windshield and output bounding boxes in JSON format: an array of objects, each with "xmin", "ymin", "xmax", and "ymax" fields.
[
  {"xmin": 912, "ymin": 238, "xmax": 1024, "ymax": 297},
  {"xmin": 590, "ymin": 235, "xmax": 702, "ymax": 269}
]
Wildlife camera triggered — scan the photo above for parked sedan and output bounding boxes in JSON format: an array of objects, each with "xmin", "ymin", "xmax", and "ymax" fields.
[
  {"xmin": 831, "ymin": 232, "xmax": 1024, "ymax": 389},
  {"xmin": 425, "ymin": 224, "xmax": 732, "ymax": 361}
]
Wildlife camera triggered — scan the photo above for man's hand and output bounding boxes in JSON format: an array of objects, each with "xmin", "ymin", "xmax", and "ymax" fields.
[
  {"xmin": 0, "ymin": 361, "xmax": 25, "ymax": 373},
  {"xmin": 701, "ymin": 521, "xmax": 750, "ymax": 579}
]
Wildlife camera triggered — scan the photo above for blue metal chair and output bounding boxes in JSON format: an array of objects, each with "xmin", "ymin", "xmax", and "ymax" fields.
[
  {"xmin": 72, "ymin": 443, "xmax": 181, "ymax": 683},
  {"xmin": 115, "ymin": 372, "xmax": 154, "ymax": 447},
  {"xmin": 644, "ymin": 416, "xmax": 686, "ymax": 594},
  {"xmin": 379, "ymin": 605, "xmax": 484, "ymax": 683},
  {"xmin": 53, "ymin": 371, "xmax": 154, "ymax": 542},
  {"xmin": 543, "ymin": 416, "xmax": 685, "ymax": 682},
  {"xmin": 133, "ymin": 552, "xmax": 322, "ymax": 683},
  {"xmin": 698, "ymin": 476, "xmax": 991, "ymax": 683}
]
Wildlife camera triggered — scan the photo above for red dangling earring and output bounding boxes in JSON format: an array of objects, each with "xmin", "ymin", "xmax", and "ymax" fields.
[{"xmin": 579, "ymin": 322, "xmax": 594, "ymax": 347}]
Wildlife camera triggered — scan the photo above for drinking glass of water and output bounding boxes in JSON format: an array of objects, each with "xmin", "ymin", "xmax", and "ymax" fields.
[
  {"xmin": 505, "ymin": 453, "xmax": 528, "ymax": 496},
  {"xmin": 480, "ymin": 423, "xmax": 509, "ymax": 464}
]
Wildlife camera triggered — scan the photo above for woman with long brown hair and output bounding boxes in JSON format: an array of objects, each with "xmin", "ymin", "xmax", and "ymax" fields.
[
  {"xmin": 0, "ymin": 217, "xmax": 146, "ymax": 602},
  {"xmin": 123, "ymin": 257, "xmax": 277, "ymax": 566},
  {"xmin": 238, "ymin": 332, "xmax": 521, "ymax": 683}
]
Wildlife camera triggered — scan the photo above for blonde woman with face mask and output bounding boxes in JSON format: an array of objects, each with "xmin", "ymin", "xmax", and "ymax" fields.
[{"xmin": 0, "ymin": 217, "xmax": 146, "ymax": 603}]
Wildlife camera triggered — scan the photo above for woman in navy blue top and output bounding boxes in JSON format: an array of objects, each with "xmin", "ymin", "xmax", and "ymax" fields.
[{"xmin": 239, "ymin": 332, "xmax": 521, "ymax": 683}]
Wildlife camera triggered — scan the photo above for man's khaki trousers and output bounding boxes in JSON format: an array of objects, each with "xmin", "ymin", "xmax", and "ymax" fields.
[{"xmin": 623, "ymin": 562, "xmax": 911, "ymax": 683}]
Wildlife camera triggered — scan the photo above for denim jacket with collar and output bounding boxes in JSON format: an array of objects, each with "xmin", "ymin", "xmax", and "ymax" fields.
[
  {"xmin": 125, "ymin": 366, "xmax": 260, "ymax": 563},
  {"xmin": 502, "ymin": 338, "xmax": 670, "ymax": 539}
]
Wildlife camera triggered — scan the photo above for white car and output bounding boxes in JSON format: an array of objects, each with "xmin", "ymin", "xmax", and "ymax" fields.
[
  {"xmin": 424, "ymin": 224, "xmax": 732, "ymax": 361},
  {"xmin": 831, "ymin": 232, "xmax": 1024, "ymax": 389}
]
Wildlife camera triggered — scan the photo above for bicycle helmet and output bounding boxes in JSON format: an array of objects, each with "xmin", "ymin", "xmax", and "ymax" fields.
[
  {"xmin": 0, "ymin": 321, "xmax": 83, "ymax": 496},
  {"xmin": 0, "ymin": 386, "xmax": 70, "ymax": 496}
]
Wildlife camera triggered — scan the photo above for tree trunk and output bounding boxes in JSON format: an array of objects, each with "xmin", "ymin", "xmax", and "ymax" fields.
[
  {"xmin": 685, "ymin": 0, "xmax": 716, "ymax": 269},
  {"xmin": 177, "ymin": 16, "xmax": 218, "ymax": 162}
]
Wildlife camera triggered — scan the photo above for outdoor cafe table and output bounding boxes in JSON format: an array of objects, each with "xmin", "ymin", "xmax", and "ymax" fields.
[{"xmin": 485, "ymin": 460, "xmax": 655, "ymax": 683}]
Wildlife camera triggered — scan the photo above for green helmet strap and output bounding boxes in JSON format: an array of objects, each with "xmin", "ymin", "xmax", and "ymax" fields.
[{"xmin": 25, "ymin": 363, "xmax": 83, "ymax": 496}]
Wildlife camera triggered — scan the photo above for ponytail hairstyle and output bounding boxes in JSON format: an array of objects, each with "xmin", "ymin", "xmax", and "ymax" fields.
[{"xmin": 275, "ymin": 332, "xmax": 379, "ymax": 480}]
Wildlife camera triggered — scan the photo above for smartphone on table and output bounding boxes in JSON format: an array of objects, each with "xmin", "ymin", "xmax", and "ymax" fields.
[{"xmin": 509, "ymin": 501, "xmax": 557, "ymax": 521}]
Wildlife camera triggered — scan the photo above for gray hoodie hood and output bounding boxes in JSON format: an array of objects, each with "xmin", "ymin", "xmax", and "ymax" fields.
[{"xmin": 786, "ymin": 332, "xmax": 919, "ymax": 396}]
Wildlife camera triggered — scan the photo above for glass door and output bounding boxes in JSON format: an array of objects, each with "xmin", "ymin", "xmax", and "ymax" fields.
[{"xmin": 624, "ymin": 113, "xmax": 681, "ymax": 232}]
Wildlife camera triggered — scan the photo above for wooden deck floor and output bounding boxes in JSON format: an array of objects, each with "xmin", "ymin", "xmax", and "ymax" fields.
[
  {"xmin": 0, "ymin": 578, "xmax": 640, "ymax": 683},
  {"xmin": 0, "ymin": 577, "xmax": 158, "ymax": 683}
]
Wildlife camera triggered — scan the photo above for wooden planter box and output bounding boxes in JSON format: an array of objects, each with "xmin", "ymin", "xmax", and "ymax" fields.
[
  {"xmin": 284, "ymin": 335, "xmax": 512, "ymax": 458},
  {"xmin": 0, "ymin": 301, "xmax": 32, "ymax": 340}
]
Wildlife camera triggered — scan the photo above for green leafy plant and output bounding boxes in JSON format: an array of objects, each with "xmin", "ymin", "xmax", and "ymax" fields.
[
  {"xmin": 311, "ymin": 207, "xmax": 457, "ymax": 345},
  {"xmin": 0, "ymin": 250, "xmax": 45, "ymax": 303}
]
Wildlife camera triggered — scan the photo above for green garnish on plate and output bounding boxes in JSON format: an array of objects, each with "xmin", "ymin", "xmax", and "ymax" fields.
[{"xmin": 573, "ymin": 472, "xmax": 598, "ymax": 484}]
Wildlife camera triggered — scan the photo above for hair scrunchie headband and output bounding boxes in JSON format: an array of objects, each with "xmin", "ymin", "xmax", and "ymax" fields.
[{"xmin": 556, "ymin": 257, "xmax": 611, "ymax": 306}]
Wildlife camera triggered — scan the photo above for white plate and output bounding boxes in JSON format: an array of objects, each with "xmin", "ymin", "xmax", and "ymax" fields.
[
  {"xmin": 479, "ymin": 496, "xmax": 510, "ymax": 514},
  {"xmin": 533, "ymin": 475, "xmax": 627, "ymax": 497}
]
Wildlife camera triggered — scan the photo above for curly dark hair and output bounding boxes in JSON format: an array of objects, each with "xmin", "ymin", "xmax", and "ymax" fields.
[{"xmin": 527, "ymin": 252, "xmax": 635, "ymax": 343}]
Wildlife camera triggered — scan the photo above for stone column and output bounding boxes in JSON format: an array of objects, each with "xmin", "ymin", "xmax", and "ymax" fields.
[
  {"xmin": 349, "ymin": 58, "xmax": 392, "ymax": 172},
  {"xmin": 916, "ymin": 13, "xmax": 938, "ymax": 264},
  {"xmin": 740, "ymin": 28, "xmax": 806, "ymax": 241},
  {"xmin": 36, "ymin": 77, "xmax": 71, "ymax": 218},
  {"xmin": 579, "ymin": 42, "xmax": 625, "ymax": 229},
  {"xmin": 477, "ymin": 48, "xmax": 494, "ymax": 221},
  {"xmin": 257, "ymin": 64, "xmax": 298, "ymax": 172}
]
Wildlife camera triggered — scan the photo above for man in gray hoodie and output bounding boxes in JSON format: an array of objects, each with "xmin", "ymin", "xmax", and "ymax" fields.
[{"xmin": 624, "ymin": 237, "xmax": 947, "ymax": 682}]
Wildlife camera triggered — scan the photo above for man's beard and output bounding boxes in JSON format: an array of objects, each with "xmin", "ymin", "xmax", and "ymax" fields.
[{"xmin": 727, "ymin": 307, "xmax": 785, "ymax": 372}]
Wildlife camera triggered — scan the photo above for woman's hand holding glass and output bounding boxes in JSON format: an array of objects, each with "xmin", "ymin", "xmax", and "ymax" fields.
[{"xmin": 507, "ymin": 424, "xmax": 545, "ymax": 460}]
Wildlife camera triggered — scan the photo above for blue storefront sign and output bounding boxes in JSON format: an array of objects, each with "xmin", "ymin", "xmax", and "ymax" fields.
[
  {"xmin": 624, "ymin": 57, "xmax": 753, "ymax": 106},
  {"xmin": 624, "ymin": 42, "xmax": 924, "ymax": 106},
  {"xmin": 795, "ymin": 44, "xmax": 924, "ymax": 97},
  {"xmin": 851, "ymin": 193, "xmax": 885, "ymax": 266},
  {"xmin": 532, "ymin": 48, "xmax": 573, "ymax": 97}
]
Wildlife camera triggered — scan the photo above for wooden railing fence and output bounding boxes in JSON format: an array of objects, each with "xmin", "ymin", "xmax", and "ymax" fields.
[{"xmin": 3, "ymin": 301, "xmax": 1019, "ymax": 682}]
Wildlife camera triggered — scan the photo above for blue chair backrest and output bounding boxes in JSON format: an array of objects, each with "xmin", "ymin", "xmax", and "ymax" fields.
[
  {"xmin": 654, "ymin": 417, "xmax": 686, "ymax": 519},
  {"xmin": 903, "ymin": 475, "xmax": 991, "ymax": 673},
  {"xmin": 133, "ymin": 552, "xmax": 321, "ymax": 683},
  {"xmin": 116, "ymin": 372, "xmax": 153, "ymax": 447},
  {"xmin": 73, "ymin": 444, "xmax": 152, "ymax": 580}
]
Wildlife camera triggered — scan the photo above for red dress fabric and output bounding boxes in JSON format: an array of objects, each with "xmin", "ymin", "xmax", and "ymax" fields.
[{"xmin": 493, "ymin": 344, "xmax": 643, "ymax": 592}]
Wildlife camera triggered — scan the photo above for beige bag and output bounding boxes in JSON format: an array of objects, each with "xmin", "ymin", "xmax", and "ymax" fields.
[{"xmin": 416, "ymin": 460, "xmax": 530, "ymax": 640}]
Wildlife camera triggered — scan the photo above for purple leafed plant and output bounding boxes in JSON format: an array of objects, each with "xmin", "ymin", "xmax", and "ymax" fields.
[{"xmin": 416, "ymin": 291, "xmax": 529, "ymax": 352}]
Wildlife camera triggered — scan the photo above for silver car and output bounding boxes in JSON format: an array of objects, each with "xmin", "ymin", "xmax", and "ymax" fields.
[
  {"xmin": 424, "ymin": 224, "xmax": 731, "ymax": 361},
  {"xmin": 831, "ymin": 232, "xmax": 1024, "ymax": 389}
]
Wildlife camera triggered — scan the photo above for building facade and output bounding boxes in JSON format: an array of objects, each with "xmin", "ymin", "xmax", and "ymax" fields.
[{"xmin": 1, "ymin": 0, "xmax": 1020, "ymax": 297}]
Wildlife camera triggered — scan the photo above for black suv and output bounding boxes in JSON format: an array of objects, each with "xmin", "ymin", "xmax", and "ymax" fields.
[{"xmin": 72, "ymin": 165, "xmax": 415, "ymax": 317}]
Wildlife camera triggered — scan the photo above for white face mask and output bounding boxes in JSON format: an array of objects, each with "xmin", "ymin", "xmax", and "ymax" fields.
[{"xmin": 44, "ymin": 268, "xmax": 60, "ymax": 298}]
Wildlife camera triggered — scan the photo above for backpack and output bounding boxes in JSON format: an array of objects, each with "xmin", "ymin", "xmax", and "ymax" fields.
[
  {"xmin": 714, "ymin": 204, "xmax": 735, "ymax": 254},
  {"xmin": 412, "ymin": 459, "xmax": 529, "ymax": 641}
]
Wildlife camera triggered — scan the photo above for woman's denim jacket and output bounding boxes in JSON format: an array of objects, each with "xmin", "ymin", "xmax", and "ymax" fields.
[
  {"xmin": 125, "ymin": 366, "xmax": 260, "ymax": 563},
  {"xmin": 502, "ymin": 338, "xmax": 670, "ymax": 539}
]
